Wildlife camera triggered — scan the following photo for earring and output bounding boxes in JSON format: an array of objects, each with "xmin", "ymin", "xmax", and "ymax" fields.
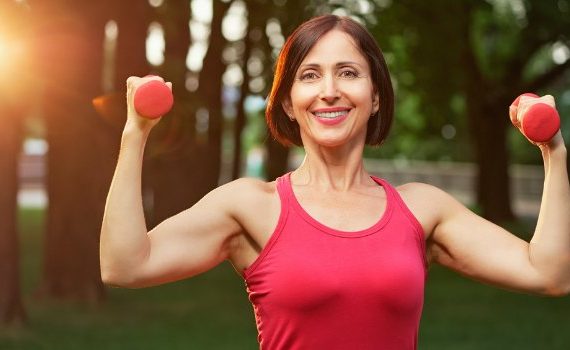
[{"xmin": 288, "ymin": 114, "xmax": 295, "ymax": 121}]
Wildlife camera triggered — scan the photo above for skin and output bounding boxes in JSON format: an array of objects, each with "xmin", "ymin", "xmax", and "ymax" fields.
[{"xmin": 100, "ymin": 30, "xmax": 570, "ymax": 297}]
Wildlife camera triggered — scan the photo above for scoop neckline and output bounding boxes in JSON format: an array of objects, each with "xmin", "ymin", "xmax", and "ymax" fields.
[{"xmin": 285, "ymin": 172, "xmax": 393, "ymax": 237}]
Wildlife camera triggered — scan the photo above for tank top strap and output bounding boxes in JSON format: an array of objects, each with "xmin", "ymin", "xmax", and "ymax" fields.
[
  {"xmin": 369, "ymin": 175, "xmax": 395, "ymax": 203},
  {"xmin": 370, "ymin": 175, "xmax": 397, "ymax": 199},
  {"xmin": 371, "ymin": 175, "xmax": 427, "ymax": 268},
  {"xmin": 370, "ymin": 176, "xmax": 421, "ymax": 231},
  {"xmin": 276, "ymin": 172, "xmax": 293, "ymax": 207}
]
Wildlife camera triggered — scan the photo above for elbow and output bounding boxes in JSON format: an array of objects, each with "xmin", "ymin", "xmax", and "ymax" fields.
[
  {"xmin": 101, "ymin": 269, "xmax": 119, "ymax": 287},
  {"xmin": 100, "ymin": 256, "xmax": 121, "ymax": 287},
  {"xmin": 542, "ymin": 265, "xmax": 570, "ymax": 297},
  {"xmin": 100, "ymin": 268, "xmax": 125, "ymax": 288},
  {"xmin": 530, "ymin": 256, "xmax": 570, "ymax": 297},
  {"xmin": 540, "ymin": 280, "xmax": 570, "ymax": 297},
  {"xmin": 100, "ymin": 265, "xmax": 141, "ymax": 289},
  {"xmin": 542, "ymin": 287, "xmax": 569, "ymax": 298}
]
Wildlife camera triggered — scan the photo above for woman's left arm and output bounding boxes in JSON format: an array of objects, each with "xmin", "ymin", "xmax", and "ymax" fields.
[
  {"xmin": 526, "ymin": 132, "xmax": 569, "ymax": 295},
  {"xmin": 424, "ymin": 96, "xmax": 569, "ymax": 296}
]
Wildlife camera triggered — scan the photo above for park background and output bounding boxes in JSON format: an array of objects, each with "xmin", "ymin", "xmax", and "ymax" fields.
[{"xmin": 1, "ymin": 0, "xmax": 569, "ymax": 348}]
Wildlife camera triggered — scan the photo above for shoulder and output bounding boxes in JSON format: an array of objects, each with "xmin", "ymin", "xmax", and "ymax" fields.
[
  {"xmin": 212, "ymin": 177, "xmax": 278, "ymax": 213},
  {"xmin": 395, "ymin": 181, "xmax": 451, "ymax": 203},
  {"xmin": 398, "ymin": 181, "xmax": 465, "ymax": 212},
  {"xmin": 217, "ymin": 177, "xmax": 276, "ymax": 197},
  {"xmin": 392, "ymin": 182, "xmax": 462, "ymax": 239}
]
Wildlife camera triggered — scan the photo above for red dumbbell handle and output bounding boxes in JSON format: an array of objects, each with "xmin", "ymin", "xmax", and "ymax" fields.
[
  {"xmin": 511, "ymin": 93, "xmax": 560, "ymax": 143},
  {"xmin": 133, "ymin": 79, "xmax": 174, "ymax": 119}
]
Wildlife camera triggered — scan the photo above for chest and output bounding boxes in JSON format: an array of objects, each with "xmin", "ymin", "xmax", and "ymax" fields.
[
  {"xmin": 292, "ymin": 187, "xmax": 387, "ymax": 232},
  {"xmin": 245, "ymin": 218, "xmax": 426, "ymax": 317},
  {"xmin": 233, "ymin": 189, "xmax": 387, "ymax": 271}
]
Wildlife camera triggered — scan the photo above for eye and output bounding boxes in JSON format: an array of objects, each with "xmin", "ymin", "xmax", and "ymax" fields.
[
  {"xmin": 338, "ymin": 69, "xmax": 359, "ymax": 79},
  {"xmin": 298, "ymin": 70, "xmax": 320, "ymax": 81}
]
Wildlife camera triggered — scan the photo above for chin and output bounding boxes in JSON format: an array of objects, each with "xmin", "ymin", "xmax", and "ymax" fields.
[
  {"xmin": 314, "ymin": 135, "xmax": 355, "ymax": 148},
  {"xmin": 322, "ymin": 130, "xmax": 367, "ymax": 147}
]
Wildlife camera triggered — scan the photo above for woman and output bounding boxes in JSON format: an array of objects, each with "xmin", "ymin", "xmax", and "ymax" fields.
[{"xmin": 100, "ymin": 15, "xmax": 570, "ymax": 349}]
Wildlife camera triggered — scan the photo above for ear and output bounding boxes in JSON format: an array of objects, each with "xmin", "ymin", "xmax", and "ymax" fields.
[
  {"xmin": 282, "ymin": 97, "xmax": 293, "ymax": 119},
  {"xmin": 372, "ymin": 91, "xmax": 380, "ymax": 115}
]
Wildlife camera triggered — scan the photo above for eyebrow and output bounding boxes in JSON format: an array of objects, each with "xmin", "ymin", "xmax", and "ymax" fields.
[{"xmin": 298, "ymin": 61, "xmax": 364, "ymax": 69}]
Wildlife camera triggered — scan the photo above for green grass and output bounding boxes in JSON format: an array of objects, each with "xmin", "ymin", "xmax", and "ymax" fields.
[
  {"xmin": 2, "ymin": 208, "xmax": 569, "ymax": 349},
  {"xmin": 421, "ymin": 266, "xmax": 570, "ymax": 349}
]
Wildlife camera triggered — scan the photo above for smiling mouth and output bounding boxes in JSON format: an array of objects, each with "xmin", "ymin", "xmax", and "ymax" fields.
[{"xmin": 312, "ymin": 110, "xmax": 350, "ymax": 119}]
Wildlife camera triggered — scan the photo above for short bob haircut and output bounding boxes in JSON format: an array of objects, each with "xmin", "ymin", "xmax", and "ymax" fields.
[{"xmin": 266, "ymin": 15, "xmax": 394, "ymax": 147}]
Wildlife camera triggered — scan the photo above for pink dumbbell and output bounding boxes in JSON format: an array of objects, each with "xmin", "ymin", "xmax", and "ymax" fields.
[
  {"xmin": 510, "ymin": 93, "xmax": 560, "ymax": 143},
  {"xmin": 133, "ymin": 77, "xmax": 174, "ymax": 119}
]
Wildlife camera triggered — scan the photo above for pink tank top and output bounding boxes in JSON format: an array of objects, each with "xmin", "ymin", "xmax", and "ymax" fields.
[{"xmin": 242, "ymin": 173, "xmax": 427, "ymax": 350}]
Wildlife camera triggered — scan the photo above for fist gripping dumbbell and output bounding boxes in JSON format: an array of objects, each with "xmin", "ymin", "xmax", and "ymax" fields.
[
  {"xmin": 510, "ymin": 93, "xmax": 560, "ymax": 143},
  {"xmin": 133, "ymin": 77, "xmax": 174, "ymax": 119}
]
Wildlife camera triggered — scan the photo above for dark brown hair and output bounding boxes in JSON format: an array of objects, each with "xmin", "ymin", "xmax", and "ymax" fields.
[{"xmin": 266, "ymin": 15, "xmax": 394, "ymax": 146}]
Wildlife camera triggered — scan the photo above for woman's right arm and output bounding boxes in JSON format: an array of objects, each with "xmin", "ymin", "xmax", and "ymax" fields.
[{"xmin": 100, "ymin": 77, "xmax": 242, "ymax": 288}]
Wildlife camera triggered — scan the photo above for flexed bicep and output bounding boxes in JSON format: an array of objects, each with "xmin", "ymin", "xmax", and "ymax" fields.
[
  {"xmin": 423, "ymin": 185, "xmax": 555, "ymax": 295},
  {"xmin": 130, "ymin": 184, "xmax": 245, "ymax": 288}
]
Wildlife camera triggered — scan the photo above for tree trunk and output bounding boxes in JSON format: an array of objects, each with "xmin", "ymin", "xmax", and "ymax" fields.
[
  {"xmin": 0, "ymin": 0, "xmax": 29, "ymax": 327},
  {"xmin": 0, "ymin": 104, "xmax": 27, "ymax": 326},
  {"xmin": 35, "ymin": 2, "xmax": 113, "ymax": 303},
  {"xmin": 265, "ymin": 138, "xmax": 290, "ymax": 181},
  {"xmin": 231, "ymin": 12, "xmax": 253, "ymax": 180},
  {"xmin": 114, "ymin": 1, "xmax": 151, "ymax": 85},
  {"xmin": 198, "ymin": 1, "xmax": 232, "ymax": 189},
  {"xmin": 468, "ymin": 100, "xmax": 514, "ymax": 221},
  {"xmin": 459, "ymin": 2, "xmax": 514, "ymax": 221},
  {"xmin": 149, "ymin": 0, "xmax": 201, "ymax": 225}
]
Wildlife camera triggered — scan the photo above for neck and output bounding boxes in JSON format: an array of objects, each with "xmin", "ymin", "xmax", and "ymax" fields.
[{"xmin": 292, "ymin": 139, "xmax": 371, "ymax": 191}]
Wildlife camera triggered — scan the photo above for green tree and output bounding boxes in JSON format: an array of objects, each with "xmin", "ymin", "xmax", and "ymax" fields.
[{"xmin": 372, "ymin": 0, "xmax": 570, "ymax": 220}]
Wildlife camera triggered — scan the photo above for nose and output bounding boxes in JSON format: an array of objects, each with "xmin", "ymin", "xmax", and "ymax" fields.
[{"xmin": 319, "ymin": 74, "xmax": 340, "ymax": 102}]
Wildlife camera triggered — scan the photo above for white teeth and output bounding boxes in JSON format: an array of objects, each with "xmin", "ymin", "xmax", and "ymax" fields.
[{"xmin": 314, "ymin": 111, "xmax": 348, "ymax": 119}]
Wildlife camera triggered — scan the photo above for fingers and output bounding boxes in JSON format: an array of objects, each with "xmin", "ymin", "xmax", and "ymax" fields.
[
  {"xmin": 509, "ymin": 105, "xmax": 520, "ymax": 127},
  {"xmin": 510, "ymin": 94, "xmax": 561, "ymax": 145},
  {"xmin": 125, "ymin": 75, "xmax": 170, "ymax": 104},
  {"xmin": 518, "ymin": 94, "xmax": 555, "ymax": 110},
  {"xmin": 126, "ymin": 75, "xmax": 165, "ymax": 89},
  {"xmin": 513, "ymin": 94, "xmax": 557, "ymax": 127},
  {"xmin": 539, "ymin": 94, "xmax": 555, "ymax": 108}
]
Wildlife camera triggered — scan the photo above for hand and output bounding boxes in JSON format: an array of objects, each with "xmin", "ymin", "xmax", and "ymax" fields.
[
  {"xmin": 509, "ymin": 94, "xmax": 564, "ymax": 149},
  {"xmin": 125, "ymin": 75, "xmax": 173, "ymax": 132}
]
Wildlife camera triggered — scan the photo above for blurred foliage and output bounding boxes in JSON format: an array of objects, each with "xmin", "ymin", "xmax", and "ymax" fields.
[
  {"xmin": 364, "ymin": 0, "xmax": 570, "ymax": 164},
  {"xmin": 8, "ymin": 0, "xmax": 568, "ymax": 165}
]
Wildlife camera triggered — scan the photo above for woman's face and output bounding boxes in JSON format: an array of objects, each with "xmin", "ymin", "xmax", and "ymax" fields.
[{"xmin": 284, "ymin": 29, "xmax": 379, "ymax": 148}]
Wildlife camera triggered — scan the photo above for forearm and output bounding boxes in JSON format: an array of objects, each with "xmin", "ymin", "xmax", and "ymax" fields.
[
  {"xmin": 100, "ymin": 123, "xmax": 152, "ymax": 285},
  {"xmin": 529, "ymin": 142, "xmax": 570, "ymax": 294}
]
